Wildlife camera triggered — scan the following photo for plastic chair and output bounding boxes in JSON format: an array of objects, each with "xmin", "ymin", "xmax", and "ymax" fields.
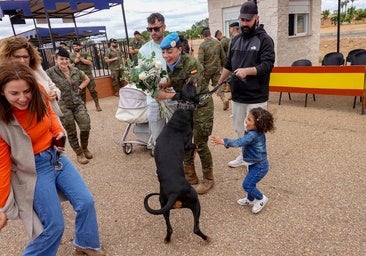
[
  {"xmin": 346, "ymin": 48, "xmax": 366, "ymax": 65},
  {"xmin": 350, "ymin": 51, "xmax": 366, "ymax": 108},
  {"xmin": 278, "ymin": 59, "xmax": 315, "ymax": 107},
  {"xmin": 321, "ymin": 52, "xmax": 345, "ymax": 66}
]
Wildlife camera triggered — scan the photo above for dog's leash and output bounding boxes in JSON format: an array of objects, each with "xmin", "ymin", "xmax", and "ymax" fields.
[{"xmin": 198, "ymin": 74, "xmax": 233, "ymax": 106}]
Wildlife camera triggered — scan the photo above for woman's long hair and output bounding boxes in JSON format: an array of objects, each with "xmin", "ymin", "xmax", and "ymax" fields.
[{"xmin": 0, "ymin": 62, "xmax": 47, "ymax": 124}]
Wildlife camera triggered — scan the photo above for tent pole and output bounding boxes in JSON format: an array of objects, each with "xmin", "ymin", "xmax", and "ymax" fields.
[
  {"xmin": 72, "ymin": 14, "xmax": 79, "ymax": 41},
  {"xmin": 337, "ymin": 0, "xmax": 340, "ymax": 53},
  {"xmin": 33, "ymin": 18, "xmax": 43, "ymax": 48},
  {"xmin": 43, "ymin": 2, "xmax": 56, "ymax": 50},
  {"xmin": 120, "ymin": 0, "xmax": 130, "ymax": 58}
]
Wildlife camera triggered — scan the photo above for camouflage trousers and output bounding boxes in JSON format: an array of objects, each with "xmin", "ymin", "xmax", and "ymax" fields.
[
  {"xmin": 203, "ymin": 71, "xmax": 226, "ymax": 102},
  {"xmin": 79, "ymin": 78, "xmax": 99, "ymax": 103},
  {"xmin": 184, "ymin": 98, "xmax": 214, "ymax": 170},
  {"xmin": 110, "ymin": 69, "xmax": 124, "ymax": 88},
  {"xmin": 59, "ymin": 103, "xmax": 91, "ymax": 151}
]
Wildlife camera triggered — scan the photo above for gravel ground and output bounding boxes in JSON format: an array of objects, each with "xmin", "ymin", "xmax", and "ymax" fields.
[{"xmin": 0, "ymin": 92, "xmax": 365, "ymax": 256}]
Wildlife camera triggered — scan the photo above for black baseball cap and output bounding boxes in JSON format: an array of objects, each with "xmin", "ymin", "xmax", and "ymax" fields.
[{"xmin": 238, "ymin": 1, "xmax": 258, "ymax": 20}]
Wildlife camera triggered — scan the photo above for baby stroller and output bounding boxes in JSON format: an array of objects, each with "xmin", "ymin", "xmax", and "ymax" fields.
[{"xmin": 115, "ymin": 85, "xmax": 153, "ymax": 156}]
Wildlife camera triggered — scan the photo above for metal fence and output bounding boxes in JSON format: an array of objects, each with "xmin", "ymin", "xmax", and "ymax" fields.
[{"xmin": 39, "ymin": 40, "xmax": 129, "ymax": 78}]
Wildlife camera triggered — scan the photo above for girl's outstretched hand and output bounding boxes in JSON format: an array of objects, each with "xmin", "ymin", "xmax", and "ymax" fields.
[
  {"xmin": 210, "ymin": 136, "xmax": 224, "ymax": 145},
  {"xmin": 0, "ymin": 210, "xmax": 7, "ymax": 230}
]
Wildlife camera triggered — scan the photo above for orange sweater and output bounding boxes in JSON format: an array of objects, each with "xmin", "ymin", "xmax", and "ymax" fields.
[{"xmin": 0, "ymin": 100, "xmax": 63, "ymax": 207}]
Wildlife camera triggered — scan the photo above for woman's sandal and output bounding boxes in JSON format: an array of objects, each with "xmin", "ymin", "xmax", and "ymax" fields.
[{"xmin": 0, "ymin": 211, "xmax": 7, "ymax": 230}]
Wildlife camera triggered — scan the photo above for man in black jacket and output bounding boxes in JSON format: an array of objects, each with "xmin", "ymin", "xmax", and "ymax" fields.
[{"xmin": 216, "ymin": 1, "xmax": 275, "ymax": 168}]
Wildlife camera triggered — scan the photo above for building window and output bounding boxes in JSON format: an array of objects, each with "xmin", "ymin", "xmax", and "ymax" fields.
[
  {"xmin": 289, "ymin": 13, "xmax": 309, "ymax": 36},
  {"xmin": 289, "ymin": 0, "xmax": 310, "ymax": 37}
]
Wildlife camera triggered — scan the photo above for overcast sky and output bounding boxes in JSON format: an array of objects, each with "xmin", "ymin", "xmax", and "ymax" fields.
[{"xmin": 0, "ymin": 0, "xmax": 365, "ymax": 40}]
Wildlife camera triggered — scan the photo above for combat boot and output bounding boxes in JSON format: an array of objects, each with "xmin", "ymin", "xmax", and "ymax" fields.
[
  {"xmin": 113, "ymin": 86, "xmax": 119, "ymax": 97},
  {"xmin": 184, "ymin": 165, "xmax": 199, "ymax": 185},
  {"xmin": 95, "ymin": 99, "xmax": 102, "ymax": 111},
  {"xmin": 75, "ymin": 148, "xmax": 89, "ymax": 164},
  {"xmin": 195, "ymin": 169, "xmax": 215, "ymax": 195},
  {"xmin": 80, "ymin": 131, "xmax": 93, "ymax": 159}
]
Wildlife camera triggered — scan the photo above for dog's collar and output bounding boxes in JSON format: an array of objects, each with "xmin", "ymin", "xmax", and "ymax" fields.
[{"xmin": 177, "ymin": 101, "xmax": 195, "ymax": 111}]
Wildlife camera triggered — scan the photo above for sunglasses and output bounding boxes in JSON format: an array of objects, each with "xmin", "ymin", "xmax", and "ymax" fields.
[{"xmin": 146, "ymin": 25, "xmax": 163, "ymax": 33}]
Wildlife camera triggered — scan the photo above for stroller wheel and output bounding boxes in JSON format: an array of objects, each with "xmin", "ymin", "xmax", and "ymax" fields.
[
  {"xmin": 122, "ymin": 143, "xmax": 133, "ymax": 154},
  {"xmin": 150, "ymin": 146, "xmax": 154, "ymax": 157}
]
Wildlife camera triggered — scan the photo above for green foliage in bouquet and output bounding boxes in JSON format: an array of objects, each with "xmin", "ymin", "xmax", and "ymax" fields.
[{"xmin": 122, "ymin": 51, "xmax": 166, "ymax": 96}]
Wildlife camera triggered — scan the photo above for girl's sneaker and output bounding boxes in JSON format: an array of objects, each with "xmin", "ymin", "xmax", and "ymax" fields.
[
  {"xmin": 237, "ymin": 197, "xmax": 254, "ymax": 206},
  {"xmin": 252, "ymin": 195, "xmax": 268, "ymax": 213}
]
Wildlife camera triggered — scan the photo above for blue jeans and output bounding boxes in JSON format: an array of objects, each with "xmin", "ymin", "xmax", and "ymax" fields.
[
  {"xmin": 242, "ymin": 160, "xmax": 269, "ymax": 201},
  {"xmin": 23, "ymin": 148, "xmax": 101, "ymax": 256}
]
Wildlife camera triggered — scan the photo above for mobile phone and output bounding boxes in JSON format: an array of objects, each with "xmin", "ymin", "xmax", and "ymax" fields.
[{"xmin": 52, "ymin": 135, "xmax": 66, "ymax": 148}]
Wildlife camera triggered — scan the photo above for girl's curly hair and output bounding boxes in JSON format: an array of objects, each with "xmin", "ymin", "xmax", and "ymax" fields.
[{"xmin": 250, "ymin": 107, "xmax": 275, "ymax": 134}]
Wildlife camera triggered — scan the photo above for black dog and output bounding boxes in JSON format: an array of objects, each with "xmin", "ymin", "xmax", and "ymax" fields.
[{"xmin": 144, "ymin": 83, "xmax": 209, "ymax": 243}]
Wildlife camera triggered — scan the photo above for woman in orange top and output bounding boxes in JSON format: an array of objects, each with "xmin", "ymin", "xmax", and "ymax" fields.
[{"xmin": 0, "ymin": 62, "xmax": 105, "ymax": 256}]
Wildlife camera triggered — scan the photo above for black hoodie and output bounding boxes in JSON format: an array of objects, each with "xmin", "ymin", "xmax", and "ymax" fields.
[{"xmin": 225, "ymin": 24, "xmax": 275, "ymax": 103}]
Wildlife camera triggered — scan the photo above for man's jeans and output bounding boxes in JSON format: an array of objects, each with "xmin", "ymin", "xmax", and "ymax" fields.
[
  {"xmin": 242, "ymin": 159, "xmax": 269, "ymax": 201},
  {"xmin": 23, "ymin": 148, "xmax": 101, "ymax": 256}
]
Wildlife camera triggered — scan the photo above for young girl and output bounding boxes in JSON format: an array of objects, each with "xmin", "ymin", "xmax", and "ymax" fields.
[{"xmin": 211, "ymin": 107, "xmax": 274, "ymax": 213}]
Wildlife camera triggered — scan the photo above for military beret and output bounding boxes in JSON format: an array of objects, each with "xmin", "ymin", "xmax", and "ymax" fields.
[
  {"xmin": 109, "ymin": 38, "xmax": 117, "ymax": 43},
  {"xmin": 229, "ymin": 22, "xmax": 239, "ymax": 27},
  {"xmin": 73, "ymin": 40, "xmax": 82, "ymax": 46},
  {"xmin": 160, "ymin": 32, "xmax": 180, "ymax": 49},
  {"xmin": 55, "ymin": 47, "xmax": 69, "ymax": 58}
]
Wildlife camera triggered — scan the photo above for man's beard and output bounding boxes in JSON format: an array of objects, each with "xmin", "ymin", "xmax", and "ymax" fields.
[
  {"xmin": 74, "ymin": 49, "xmax": 81, "ymax": 52},
  {"xmin": 241, "ymin": 23, "xmax": 256, "ymax": 35}
]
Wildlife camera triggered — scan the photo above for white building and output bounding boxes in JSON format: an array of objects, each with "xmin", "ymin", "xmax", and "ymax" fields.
[{"xmin": 207, "ymin": 0, "xmax": 322, "ymax": 66}]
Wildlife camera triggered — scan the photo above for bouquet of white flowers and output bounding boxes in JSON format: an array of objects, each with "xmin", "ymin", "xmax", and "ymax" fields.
[{"xmin": 122, "ymin": 52, "xmax": 174, "ymax": 119}]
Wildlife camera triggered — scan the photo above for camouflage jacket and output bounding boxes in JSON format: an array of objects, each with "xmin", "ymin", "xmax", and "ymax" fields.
[
  {"xmin": 46, "ymin": 66, "xmax": 86, "ymax": 107},
  {"xmin": 198, "ymin": 37, "xmax": 226, "ymax": 75},
  {"xmin": 130, "ymin": 38, "xmax": 145, "ymax": 64},
  {"xmin": 69, "ymin": 51, "xmax": 93, "ymax": 77},
  {"xmin": 167, "ymin": 53, "xmax": 208, "ymax": 95},
  {"xmin": 220, "ymin": 36, "xmax": 230, "ymax": 57},
  {"xmin": 104, "ymin": 47, "xmax": 124, "ymax": 71}
]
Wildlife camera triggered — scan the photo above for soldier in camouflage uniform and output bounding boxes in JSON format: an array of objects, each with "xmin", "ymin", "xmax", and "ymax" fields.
[
  {"xmin": 157, "ymin": 33, "xmax": 215, "ymax": 194},
  {"xmin": 104, "ymin": 38, "xmax": 125, "ymax": 96},
  {"xmin": 198, "ymin": 27, "xmax": 229, "ymax": 111},
  {"xmin": 215, "ymin": 30, "xmax": 232, "ymax": 97},
  {"xmin": 128, "ymin": 31, "xmax": 145, "ymax": 66},
  {"xmin": 69, "ymin": 41, "xmax": 102, "ymax": 111},
  {"xmin": 46, "ymin": 47, "xmax": 93, "ymax": 165}
]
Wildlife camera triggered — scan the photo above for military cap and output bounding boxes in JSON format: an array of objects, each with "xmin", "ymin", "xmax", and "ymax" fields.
[
  {"xmin": 229, "ymin": 22, "xmax": 239, "ymax": 28},
  {"xmin": 73, "ymin": 40, "xmax": 82, "ymax": 46},
  {"xmin": 59, "ymin": 41, "xmax": 67, "ymax": 46},
  {"xmin": 109, "ymin": 38, "xmax": 117, "ymax": 43},
  {"xmin": 55, "ymin": 47, "xmax": 70, "ymax": 58},
  {"xmin": 160, "ymin": 32, "xmax": 181, "ymax": 49}
]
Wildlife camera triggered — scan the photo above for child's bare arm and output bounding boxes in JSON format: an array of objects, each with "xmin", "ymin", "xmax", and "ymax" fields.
[{"xmin": 210, "ymin": 136, "xmax": 224, "ymax": 145}]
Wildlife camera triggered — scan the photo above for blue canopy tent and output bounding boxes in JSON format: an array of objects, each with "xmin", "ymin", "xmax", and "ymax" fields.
[
  {"xmin": 18, "ymin": 26, "xmax": 107, "ymax": 45},
  {"xmin": 0, "ymin": 0, "xmax": 129, "ymax": 49}
]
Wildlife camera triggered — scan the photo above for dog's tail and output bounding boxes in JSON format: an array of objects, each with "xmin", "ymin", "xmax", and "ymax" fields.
[{"xmin": 144, "ymin": 193, "xmax": 179, "ymax": 215}]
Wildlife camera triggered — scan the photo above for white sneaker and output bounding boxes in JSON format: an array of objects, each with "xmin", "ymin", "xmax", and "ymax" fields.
[
  {"xmin": 237, "ymin": 197, "xmax": 254, "ymax": 206},
  {"xmin": 228, "ymin": 155, "xmax": 245, "ymax": 168},
  {"xmin": 252, "ymin": 195, "xmax": 269, "ymax": 213}
]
